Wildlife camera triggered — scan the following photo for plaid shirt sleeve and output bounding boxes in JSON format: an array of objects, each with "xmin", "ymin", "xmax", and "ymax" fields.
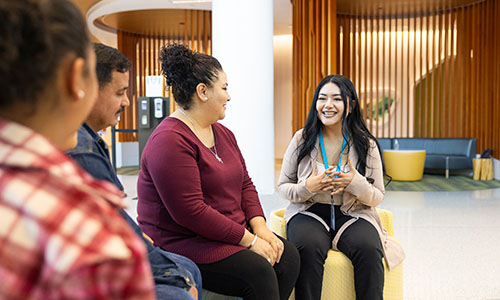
[{"xmin": 0, "ymin": 168, "xmax": 156, "ymax": 300}]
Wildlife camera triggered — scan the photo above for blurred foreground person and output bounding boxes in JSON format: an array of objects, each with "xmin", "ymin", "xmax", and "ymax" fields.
[{"xmin": 0, "ymin": 1, "xmax": 155, "ymax": 299}]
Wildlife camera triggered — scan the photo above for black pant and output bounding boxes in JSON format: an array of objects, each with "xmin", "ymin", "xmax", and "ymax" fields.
[
  {"xmin": 197, "ymin": 235, "xmax": 300, "ymax": 300},
  {"xmin": 287, "ymin": 204, "xmax": 384, "ymax": 300}
]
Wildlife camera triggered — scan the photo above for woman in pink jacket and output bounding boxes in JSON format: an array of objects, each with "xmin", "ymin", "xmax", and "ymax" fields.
[{"xmin": 278, "ymin": 75, "xmax": 404, "ymax": 300}]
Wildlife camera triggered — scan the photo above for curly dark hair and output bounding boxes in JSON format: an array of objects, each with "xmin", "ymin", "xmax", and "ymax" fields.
[
  {"xmin": 0, "ymin": 0, "xmax": 90, "ymax": 111},
  {"xmin": 159, "ymin": 43, "xmax": 222, "ymax": 109},
  {"xmin": 93, "ymin": 43, "xmax": 131, "ymax": 89}
]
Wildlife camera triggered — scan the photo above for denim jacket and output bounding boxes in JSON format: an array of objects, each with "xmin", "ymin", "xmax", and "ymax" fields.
[{"xmin": 67, "ymin": 123, "xmax": 197, "ymax": 291}]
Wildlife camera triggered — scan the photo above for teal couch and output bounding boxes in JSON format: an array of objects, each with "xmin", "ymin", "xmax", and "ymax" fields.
[{"xmin": 377, "ymin": 138, "xmax": 477, "ymax": 178}]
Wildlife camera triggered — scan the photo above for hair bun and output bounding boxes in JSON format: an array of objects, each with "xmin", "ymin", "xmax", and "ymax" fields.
[{"xmin": 159, "ymin": 43, "xmax": 196, "ymax": 87}]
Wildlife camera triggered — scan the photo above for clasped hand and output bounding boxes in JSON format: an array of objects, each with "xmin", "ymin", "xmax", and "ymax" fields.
[
  {"xmin": 305, "ymin": 160, "xmax": 356, "ymax": 195},
  {"xmin": 249, "ymin": 228, "xmax": 284, "ymax": 266}
]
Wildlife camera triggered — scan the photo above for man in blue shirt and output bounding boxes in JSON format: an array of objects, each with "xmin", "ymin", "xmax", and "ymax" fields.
[{"xmin": 67, "ymin": 43, "xmax": 201, "ymax": 300}]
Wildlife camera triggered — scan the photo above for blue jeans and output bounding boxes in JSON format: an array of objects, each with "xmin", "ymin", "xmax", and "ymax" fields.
[
  {"xmin": 155, "ymin": 284, "xmax": 195, "ymax": 299},
  {"xmin": 152, "ymin": 250, "xmax": 202, "ymax": 300}
]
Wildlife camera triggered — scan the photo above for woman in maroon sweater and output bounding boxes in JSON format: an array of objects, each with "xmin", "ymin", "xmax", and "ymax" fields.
[{"xmin": 137, "ymin": 44, "xmax": 299, "ymax": 300}]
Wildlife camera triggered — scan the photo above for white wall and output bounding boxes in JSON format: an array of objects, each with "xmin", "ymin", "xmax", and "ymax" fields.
[
  {"xmin": 212, "ymin": 0, "xmax": 275, "ymax": 194},
  {"xmin": 273, "ymin": 35, "xmax": 293, "ymax": 160},
  {"xmin": 98, "ymin": 130, "xmax": 139, "ymax": 168},
  {"xmin": 115, "ymin": 142, "xmax": 139, "ymax": 167}
]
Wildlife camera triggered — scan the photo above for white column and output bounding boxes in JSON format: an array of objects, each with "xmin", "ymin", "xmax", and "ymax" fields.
[{"xmin": 212, "ymin": 0, "xmax": 274, "ymax": 194}]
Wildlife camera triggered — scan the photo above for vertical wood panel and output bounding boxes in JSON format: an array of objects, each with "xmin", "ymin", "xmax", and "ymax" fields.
[
  {"xmin": 382, "ymin": 17, "xmax": 386, "ymax": 137},
  {"xmin": 478, "ymin": 3, "xmax": 483, "ymax": 150},
  {"xmin": 482, "ymin": 1, "xmax": 488, "ymax": 152},
  {"xmin": 413, "ymin": 14, "xmax": 417, "ymax": 138},
  {"xmin": 369, "ymin": 16, "xmax": 373, "ymax": 132},
  {"xmin": 349, "ymin": 18, "xmax": 354, "ymax": 82},
  {"xmin": 443, "ymin": 11, "xmax": 449, "ymax": 137},
  {"xmin": 406, "ymin": 17, "xmax": 410, "ymax": 137},
  {"xmin": 456, "ymin": 6, "xmax": 466, "ymax": 138},
  {"xmin": 346, "ymin": 16, "xmax": 351, "ymax": 78},
  {"xmin": 459, "ymin": 6, "xmax": 466, "ymax": 137},
  {"xmin": 494, "ymin": 0, "xmax": 497, "ymax": 153},
  {"xmin": 362, "ymin": 16, "xmax": 373, "ymax": 128},
  {"xmin": 292, "ymin": 0, "xmax": 338, "ymax": 132},
  {"xmin": 471, "ymin": 5, "xmax": 477, "ymax": 141},
  {"xmin": 495, "ymin": 0, "xmax": 499, "ymax": 154},
  {"xmin": 357, "ymin": 16, "xmax": 362, "ymax": 121},
  {"xmin": 399, "ymin": 17, "xmax": 403, "ymax": 137},
  {"xmin": 484, "ymin": 0, "xmax": 490, "ymax": 151},
  {"xmin": 451, "ymin": 10, "xmax": 457, "ymax": 136},
  {"xmin": 384, "ymin": 17, "xmax": 393, "ymax": 137},
  {"xmin": 425, "ymin": 13, "xmax": 431, "ymax": 137},
  {"xmin": 436, "ymin": 11, "xmax": 441, "ymax": 137},
  {"xmin": 418, "ymin": 14, "xmax": 423, "ymax": 137},
  {"xmin": 470, "ymin": 5, "xmax": 476, "ymax": 142},
  {"xmin": 394, "ymin": 16, "xmax": 398, "ymax": 136}
]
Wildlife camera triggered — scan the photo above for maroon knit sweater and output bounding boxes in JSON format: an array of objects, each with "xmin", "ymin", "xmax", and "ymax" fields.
[{"xmin": 137, "ymin": 117, "xmax": 265, "ymax": 264}]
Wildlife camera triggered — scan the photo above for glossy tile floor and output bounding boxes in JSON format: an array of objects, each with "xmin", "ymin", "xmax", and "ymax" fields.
[{"xmin": 120, "ymin": 174, "xmax": 500, "ymax": 300}]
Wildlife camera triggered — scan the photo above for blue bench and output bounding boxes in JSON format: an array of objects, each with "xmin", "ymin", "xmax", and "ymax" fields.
[{"xmin": 377, "ymin": 138, "xmax": 477, "ymax": 178}]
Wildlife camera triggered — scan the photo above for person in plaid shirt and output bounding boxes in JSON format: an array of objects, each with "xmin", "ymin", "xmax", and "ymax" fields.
[{"xmin": 0, "ymin": 0, "xmax": 155, "ymax": 299}]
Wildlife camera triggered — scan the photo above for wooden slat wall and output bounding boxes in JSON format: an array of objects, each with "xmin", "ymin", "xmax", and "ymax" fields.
[
  {"xmin": 116, "ymin": 10, "xmax": 211, "ymax": 142},
  {"xmin": 334, "ymin": 0, "xmax": 500, "ymax": 158},
  {"xmin": 494, "ymin": 0, "xmax": 500, "ymax": 160},
  {"xmin": 291, "ymin": 0, "xmax": 337, "ymax": 132}
]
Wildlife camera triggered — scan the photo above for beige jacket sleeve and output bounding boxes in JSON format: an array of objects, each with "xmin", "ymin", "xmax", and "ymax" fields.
[
  {"xmin": 344, "ymin": 139, "xmax": 385, "ymax": 207},
  {"xmin": 277, "ymin": 130, "xmax": 314, "ymax": 203}
]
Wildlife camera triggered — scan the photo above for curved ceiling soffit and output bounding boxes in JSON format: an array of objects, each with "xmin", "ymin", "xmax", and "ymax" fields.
[{"xmin": 87, "ymin": 0, "xmax": 211, "ymax": 46}]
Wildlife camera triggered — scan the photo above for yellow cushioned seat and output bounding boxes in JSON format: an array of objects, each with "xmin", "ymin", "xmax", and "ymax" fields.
[{"xmin": 269, "ymin": 208, "xmax": 404, "ymax": 300}]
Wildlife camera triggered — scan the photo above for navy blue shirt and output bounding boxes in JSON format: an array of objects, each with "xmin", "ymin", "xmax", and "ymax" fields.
[{"xmin": 67, "ymin": 123, "xmax": 198, "ymax": 293}]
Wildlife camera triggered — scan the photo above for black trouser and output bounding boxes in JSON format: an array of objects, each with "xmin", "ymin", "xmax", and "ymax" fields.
[
  {"xmin": 287, "ymin": 204, "xmax": 384, "ymax": 300},
  {"xmin": 197, "ymin": 235, "xmax": 300, "ymax": 300}
]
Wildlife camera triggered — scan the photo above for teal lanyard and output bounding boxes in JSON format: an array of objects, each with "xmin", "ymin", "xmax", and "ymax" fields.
[
  {"xmin": 319, "ymin": 130, "xmax": 347, "ymax": 175},
  {"xmin": 318, "ymin": 129, "xmax": 347, "ymax": 230}
]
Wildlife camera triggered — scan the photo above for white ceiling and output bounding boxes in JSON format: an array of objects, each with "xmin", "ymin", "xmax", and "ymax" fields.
[
  {"xmin": 85, "ymin": 0, "xmax": 482, "ymax": 41},
  {"xmin": 87, "ymin": 0, "xmax": 293, "ymax": 43}
]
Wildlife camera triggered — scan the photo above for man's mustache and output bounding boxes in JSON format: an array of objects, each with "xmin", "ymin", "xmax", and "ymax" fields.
[{"xmin": 116, "ymin": 106, "xmax": 125, "ymax": 114}]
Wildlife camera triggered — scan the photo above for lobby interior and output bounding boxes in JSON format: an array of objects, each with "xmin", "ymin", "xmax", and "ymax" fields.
[{"xmin": 73, "ymin": 0, "xmax": 500, "ymax": 299}]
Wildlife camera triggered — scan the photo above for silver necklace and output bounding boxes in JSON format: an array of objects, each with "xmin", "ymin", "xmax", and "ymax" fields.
[{"xmin": 178, "ymin": 108, "xmax": 223, "ymax": 163}]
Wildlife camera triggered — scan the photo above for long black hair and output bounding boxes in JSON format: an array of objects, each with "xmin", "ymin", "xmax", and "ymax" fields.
[{"xmin": 297, "ymin": 74, "xmax": 384, "ymax": 183}]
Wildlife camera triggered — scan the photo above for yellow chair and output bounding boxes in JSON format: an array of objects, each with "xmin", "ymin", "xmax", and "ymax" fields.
[
  {"xmin": 270, "ymin": 208, "xmax": 404, "ymax": 300},
  {"xmin": 383, "ymin": 149, "xmax": 426, "ymax": 181}
]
